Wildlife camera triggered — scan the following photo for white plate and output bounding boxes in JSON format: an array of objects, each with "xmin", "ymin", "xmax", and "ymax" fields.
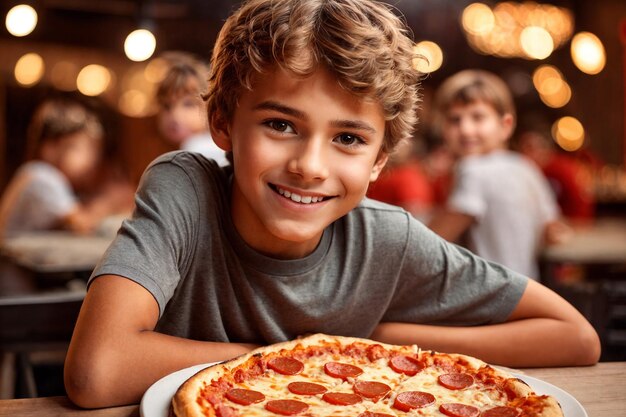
[
  {"xmin": 516, "ymin": 374, "xmax": 588, "ymax": 417},
  {"xmin": 140, "ymin": 362, "xmax": 216, "ymax": 417},
  {"xmin": 140, "ymin": 367, "xmax": 587, "ymax": 417}
]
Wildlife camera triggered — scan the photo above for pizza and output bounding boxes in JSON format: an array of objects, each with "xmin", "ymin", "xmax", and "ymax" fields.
[{"xmin": 171, "ymin": 333, "xmax": 563, "ymax": 417}]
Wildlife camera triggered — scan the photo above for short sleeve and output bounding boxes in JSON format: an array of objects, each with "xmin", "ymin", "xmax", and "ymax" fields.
[{"xmin": 90, "ymin": 159, "xmax": 200, "ymax": 316}]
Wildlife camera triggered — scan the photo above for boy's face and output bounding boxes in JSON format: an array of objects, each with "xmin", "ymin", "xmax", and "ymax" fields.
[
  {"xmin": 441, "ymin": 100, "xmax": 513, "ymax": 158},
  {"xmin": 212, "ymin": 67, "xmax": 388, "ymax": 259},
  {"xmin": 45, "ymin": 131, "xmax": 101, "ymax": 187},
  {"xmin": 157, "ymin": 94, "xmax": 207, "ymax": 145}
]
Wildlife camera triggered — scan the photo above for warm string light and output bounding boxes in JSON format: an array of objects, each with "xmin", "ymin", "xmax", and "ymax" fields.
[
  {"xmin": 462, "ymin": 2, "xmax": 573, "ymax": 60},
  {"xmin": 5, "ymin": 4, "xmax": 38, "ymax": 37},
  {"xmin": 124, "ymin": 29, "xmax": 157, "ymax": 62},
  {"xmin": 412, "ymin": 41, "xmax": 444, "ymax": 74}
]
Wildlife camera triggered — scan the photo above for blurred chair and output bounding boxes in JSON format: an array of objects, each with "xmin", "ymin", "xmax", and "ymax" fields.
[{"xmin": 0, "ymin": 289, "xmax": 84, "ymax": 398}]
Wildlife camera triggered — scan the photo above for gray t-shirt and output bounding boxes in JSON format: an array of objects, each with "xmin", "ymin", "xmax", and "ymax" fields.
[{"xmin": 91, "ymin": 151, "xmax": 527, "ymax": 344}]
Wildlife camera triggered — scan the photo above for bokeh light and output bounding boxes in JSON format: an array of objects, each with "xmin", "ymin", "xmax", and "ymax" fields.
[
  {"xmin": 124, "ymin": 29, "xmax": 157, "ymax": 62},
  {"xmin": 461, "ymin": 2, "xmax": 573, "ymax": 60},
  {"xmin": 14, "ymin": 53, "xmax": 44, "ymax": 86},
  {"xmin": 5, "ymin": 4, "xmax": 37, "ymax": 37},
  {"xmin": 533, "ymin": 65, "xmax": 571, "ymax": 108},
  {"xmin": 413, "ymin": 41, "xmax": 444, "ymax": 74},
  {"xmin": 571, "ymin": 32, "xmax": 606, "ymax": 75},
  {"xmin": 552, "ymin": 116, "xmax": 585, "ymax": 151},
  {"xmin": 462, "ymin": 3, "xmax": 495, "ymax": 36},
  {"xmin": 77, "ymin": 64, "xmax": 112, "ymax": 96},
  {"xmin": 520, "ymin": 26, "xmax": 554, "ymax": 59}
]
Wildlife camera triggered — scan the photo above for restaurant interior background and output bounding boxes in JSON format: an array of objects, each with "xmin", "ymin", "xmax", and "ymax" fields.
[{"xmin": 0, "ymin": 0, "xmax": 625, "ymax": 399}]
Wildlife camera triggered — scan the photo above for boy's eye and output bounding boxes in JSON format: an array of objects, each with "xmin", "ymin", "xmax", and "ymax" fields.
[
  {"xmin": 334, "ymin": 134, "xmax": 365, "ymax": 147},
  {"xmin": 266, "ymin": 120, "xmax": 294, "ymax": 133}
]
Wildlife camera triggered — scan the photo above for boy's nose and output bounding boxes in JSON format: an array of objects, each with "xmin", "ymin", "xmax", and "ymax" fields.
[
  {"xmin": 288, "ymin": 138, "xmax": 330, "ymax": 181},
  {"xmin": 458, "ymin": 117, "xmax": 475, "ymax": 136}
]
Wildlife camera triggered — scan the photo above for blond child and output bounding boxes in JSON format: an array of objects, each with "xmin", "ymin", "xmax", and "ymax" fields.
[
  {"xmin": 0, "ymin": 98, "xmax": 128, "ymax": 237},
  {"xmin": 155, "ymin": 51, "xmax": 228, "ymax": 166},
  {"xmin": 428, "ymin": 69, "xmax": 567, "ymax": 279},
  {"xmin": 65, "ymin": 0, "xmax": 599, "ymax": 408}
]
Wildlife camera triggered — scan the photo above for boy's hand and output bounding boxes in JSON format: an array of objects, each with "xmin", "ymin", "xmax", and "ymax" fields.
[{"xmin": 544, "ymin": 219, "xmax": 573, "ymax": 245}]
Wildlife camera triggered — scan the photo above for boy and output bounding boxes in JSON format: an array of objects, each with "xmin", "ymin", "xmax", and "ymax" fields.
[
  {"xmin": 65, "ymin": 0, "xmax": 600, "ymax": 408},
  {"xmin": 0, "ymin": 98, "xmax": 128, "ymax": 237},
  {"xmin": 155, "ymin": 51, "xmax": 229, "ymax": 166},
  {"xmin": 427, "ymin": 70, "xmax": 568, "ymax": 279}
]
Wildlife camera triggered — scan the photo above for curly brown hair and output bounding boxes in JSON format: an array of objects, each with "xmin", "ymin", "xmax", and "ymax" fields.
[{"xmin": 206, "ymin": 0, "xmax": 422, "ymax": 153}]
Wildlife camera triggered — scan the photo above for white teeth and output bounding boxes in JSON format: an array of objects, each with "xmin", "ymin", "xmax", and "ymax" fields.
[{"xmin": 276, "ymin": 187, "xmax": 323, "ymax": 204}]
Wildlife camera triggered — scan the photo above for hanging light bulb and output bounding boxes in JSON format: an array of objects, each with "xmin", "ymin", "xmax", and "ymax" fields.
[
  {"xmin": 6, "ymin": 4, "xmax": 38, "ymax": 37},
  {"xmin": 124, "ymin": 28, "xmax": 157, "ymax": 62}
]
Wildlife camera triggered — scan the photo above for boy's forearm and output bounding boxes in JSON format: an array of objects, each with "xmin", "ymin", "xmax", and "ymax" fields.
[
  {"xmin": 370, "ymin": 318, "xmax": 599, "ymax": 368},
  {"xmin": 65, "ymin": 331, "xmax": 258, "ymax": 408}
]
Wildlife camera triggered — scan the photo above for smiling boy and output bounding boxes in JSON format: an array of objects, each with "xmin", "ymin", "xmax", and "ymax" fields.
[{"xmin": 65, "ymin": 0, "xmax": 599, "ymax": 409}]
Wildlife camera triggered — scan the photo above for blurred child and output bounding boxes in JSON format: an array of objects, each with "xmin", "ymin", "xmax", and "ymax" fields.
[
  {"xmin": 0, "ymin": 98, "xmax": 131, "ymax": 238},
  {"xmin": 428, "ymin": 69, "xmax": 567, "ymax": 279},
  {"xmin": 65, "ymin": 1, "xmax": 598, "ymax": 408},
  {"xmin": 155, "ymin": 52, "xmax": 229, "ymax": 166}
]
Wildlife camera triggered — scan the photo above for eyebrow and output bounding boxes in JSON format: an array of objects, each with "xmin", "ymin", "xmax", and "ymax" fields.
[
  {"xmin": 253, "ymin": 100, "xmax": 378, "ymax": 134},
  {"xmin": 253, "ymin": 101, "xmax": 306, "ymax": 120}
]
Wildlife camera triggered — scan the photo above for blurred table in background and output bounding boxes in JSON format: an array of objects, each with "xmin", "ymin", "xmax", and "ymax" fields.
[
  {"xmin": 542, "ymin": 218, "xmax": 626, "ymax": 267},
  {"xmin": 0, "ymin": 232, "xmax": 114, "ymax": 275},
  {"xmin": 0, "ymin": 214, "xmax": 124, "ymax": 294},
  {"xmin": 541, "ymin": 217, "xmax": 626, "ymax": 362}
]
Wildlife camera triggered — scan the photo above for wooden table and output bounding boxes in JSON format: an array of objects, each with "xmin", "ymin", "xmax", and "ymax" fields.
[{"xmin": 0, "ymin": 362, "xmax": 623, "ymax": 417}]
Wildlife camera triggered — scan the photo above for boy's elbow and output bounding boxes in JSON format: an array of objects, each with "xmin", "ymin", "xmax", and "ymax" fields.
[
  {"xmin": 64, "ymin": 356, "xmax": 119, "ymax": 408},
  {"xmin": 582, "ymin": 327, "xmax": 602, "ymax": 365},
  {"xmin": 570, "ymin": 322, "xmax": 601, "ymax": 366}
]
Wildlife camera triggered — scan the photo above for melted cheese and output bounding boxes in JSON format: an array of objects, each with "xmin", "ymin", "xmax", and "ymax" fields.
[{"xmin": 222, "ymin": 353, "xmax": 511, "ymax": 417}]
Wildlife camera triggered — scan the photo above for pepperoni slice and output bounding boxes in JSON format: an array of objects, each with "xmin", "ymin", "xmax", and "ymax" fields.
[
  {"xmin": 389, "ymin": 355, "xmax": 425, "ymax": 376},
  {"xmin": 481, "ymin": 406, "xmax": 521, "ymax": 417},
  {"xmin": 393, "ymin": 391, "xmax": 436, "ymax": 411},
  {"xmin": 265, "ymin": 399, "xmax": 309, "ymax": 416},
  {"xmin": 224, "ymin": 388, "xmax": 265, "ymax": 405},
  {"xmin": 353, "ymin": 380, "xmax": 391, "ymax": 400},
  {"xmin": 438, "ymin": 373, "xmax": 474, "ymax": 390},
  {"xmin": 440, "ymin": 403, "xmax": 481, "ymax": 417},
  {"xmin": 358, "ymin": 413, "xmax": 395, "ymax": 417},
  {"xmin": 267, "ymin": 357, "xmax": 304, "ymax": 375},
  {"xmin": 287, "ymin": 381, "xmax": 327, "ymax": 395},
  {"xmin": 322, "ymin": 392, "xmax": 363, "ymax": 406},
  {"xmin": 324, "ymin": 362, "xmax": 363, "ymax": 379},
  {"xmin": 216, "ymin": 404, "xmax": 236, "ymax": 417}
]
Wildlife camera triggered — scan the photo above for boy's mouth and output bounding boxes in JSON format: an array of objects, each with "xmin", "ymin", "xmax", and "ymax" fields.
[{"xmin": 269, "ymin": 184, "xmax": 331, "ymax": 204}]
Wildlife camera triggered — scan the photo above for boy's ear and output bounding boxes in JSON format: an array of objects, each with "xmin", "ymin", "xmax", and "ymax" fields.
[
  {"xmin": 501, "ymin": 113, "xmax": 515, "ymax": 141},
  {"xmin": 209, "ymin": 112, "xmax": 232, "ymax": 151},
  {"xmin": 369, "ymin": 152, "xmax": 389, "ymax": 182}
]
